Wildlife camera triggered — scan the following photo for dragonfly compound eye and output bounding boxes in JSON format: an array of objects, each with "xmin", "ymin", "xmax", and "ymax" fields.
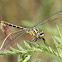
[{"xmin": 40, "ymin": 31, "xmax": 44, "ymax": 38}]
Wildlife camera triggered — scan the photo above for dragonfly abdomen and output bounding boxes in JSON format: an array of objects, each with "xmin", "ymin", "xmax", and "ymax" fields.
[{"xmin": 1, "ymin": 21, "xmax": 24, "ymax": 29}]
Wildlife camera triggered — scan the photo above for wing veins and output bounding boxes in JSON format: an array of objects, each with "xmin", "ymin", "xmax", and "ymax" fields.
[
  {"xmin": 34, "ymin": 10, "xmax": 62, "ymax": 27},
  {"xmin": 0, "ymin": 30, "xmax": 26, "ymax": 50}
]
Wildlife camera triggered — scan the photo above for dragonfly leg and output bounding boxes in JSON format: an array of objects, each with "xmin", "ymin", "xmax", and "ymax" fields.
[
  {"xmin": 42, "ymin": 38, "xmax": 45, "ymax": 44},
  {"xmin": 31, "ymin": 37, "xmax": 40, "ymax": 46},
  {"xmin": 32, "ymin": 37, "xmax": 37, "ymax": 42},
  {"xmin": 42, "ymin": 38, "xmax": 49, "ymax": 47}
]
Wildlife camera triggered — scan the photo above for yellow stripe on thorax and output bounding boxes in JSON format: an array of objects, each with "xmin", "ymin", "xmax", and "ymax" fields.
[
  {"xmin": 26, "ymin": 28, "xmax": 39, "ymax": 37},
  {"xmin": 31, "ymin": 29, "xmax": 36, "ymax": 36},
  {"xmin": 26, "ymin": 29, "xmax": 36, "ymax": 36},
  {"xmin": 33, "ymin": 28, "xmax": 39, "ymax": 33}
]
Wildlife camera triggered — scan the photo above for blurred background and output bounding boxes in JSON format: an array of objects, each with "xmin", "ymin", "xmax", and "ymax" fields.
[{"xmin": 0, "ymin": 0, "xmax": 62, "ymax": 62}]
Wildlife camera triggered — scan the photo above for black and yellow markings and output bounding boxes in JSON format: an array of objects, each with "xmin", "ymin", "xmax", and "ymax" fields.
[{"xmin": 0, "ymin": 21, "xmax": 24, "ymax": 29}]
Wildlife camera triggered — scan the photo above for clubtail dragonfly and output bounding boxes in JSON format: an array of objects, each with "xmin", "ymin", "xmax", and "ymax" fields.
[{"xmin": 0, "ymin": 10, "xmax": 62, "ymax": 50}]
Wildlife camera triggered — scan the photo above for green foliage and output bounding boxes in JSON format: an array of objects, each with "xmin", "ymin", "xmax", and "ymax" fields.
[
  {"xmin": 36, "ymin": 59, "xmax": 42, "ymax": 62},
  {"xmin": 18, "ymin": 55, "xmax": 22, "ymax": 62},
  {"xmin": 53, "ymin": 25, "xmax": 62, "ymax": 58},
  {"xmin": 18, "ymin": 55, "xmax": 31, "ymax": 62}
]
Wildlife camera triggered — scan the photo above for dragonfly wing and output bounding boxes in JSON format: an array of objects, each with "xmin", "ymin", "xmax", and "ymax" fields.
[
  {"xmin": 0, "ymin": 30, "xmax": 26, "ymax": 50},
  {"xmin": 34, "ymin": 10, "xmax": 62, "ymax": 27}
]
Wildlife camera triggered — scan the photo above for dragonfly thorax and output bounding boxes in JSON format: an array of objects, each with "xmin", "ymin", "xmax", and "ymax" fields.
[{"xmin": 26, "ymin": 27, "xmax": 44, "ymax": 38}]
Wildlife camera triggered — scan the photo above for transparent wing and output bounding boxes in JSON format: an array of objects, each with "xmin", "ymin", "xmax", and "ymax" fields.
[
  {"xmin": 0, "ymin": 30, "xmax": 26, "ymax": 50},
  {"xmin": 34, "ymin": 10, "xmax": 62, "ymax": 27}
]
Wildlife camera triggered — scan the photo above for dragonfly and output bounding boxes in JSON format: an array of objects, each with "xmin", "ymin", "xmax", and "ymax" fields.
[{"xmin": 0, "ymin": 10, "xmax": 62, "ymax": 50}]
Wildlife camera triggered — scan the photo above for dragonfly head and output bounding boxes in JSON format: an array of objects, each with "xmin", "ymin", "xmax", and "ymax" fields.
[{"xmin": 37, "ymin": 31, "xmax": 44, "ymax": 38}]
